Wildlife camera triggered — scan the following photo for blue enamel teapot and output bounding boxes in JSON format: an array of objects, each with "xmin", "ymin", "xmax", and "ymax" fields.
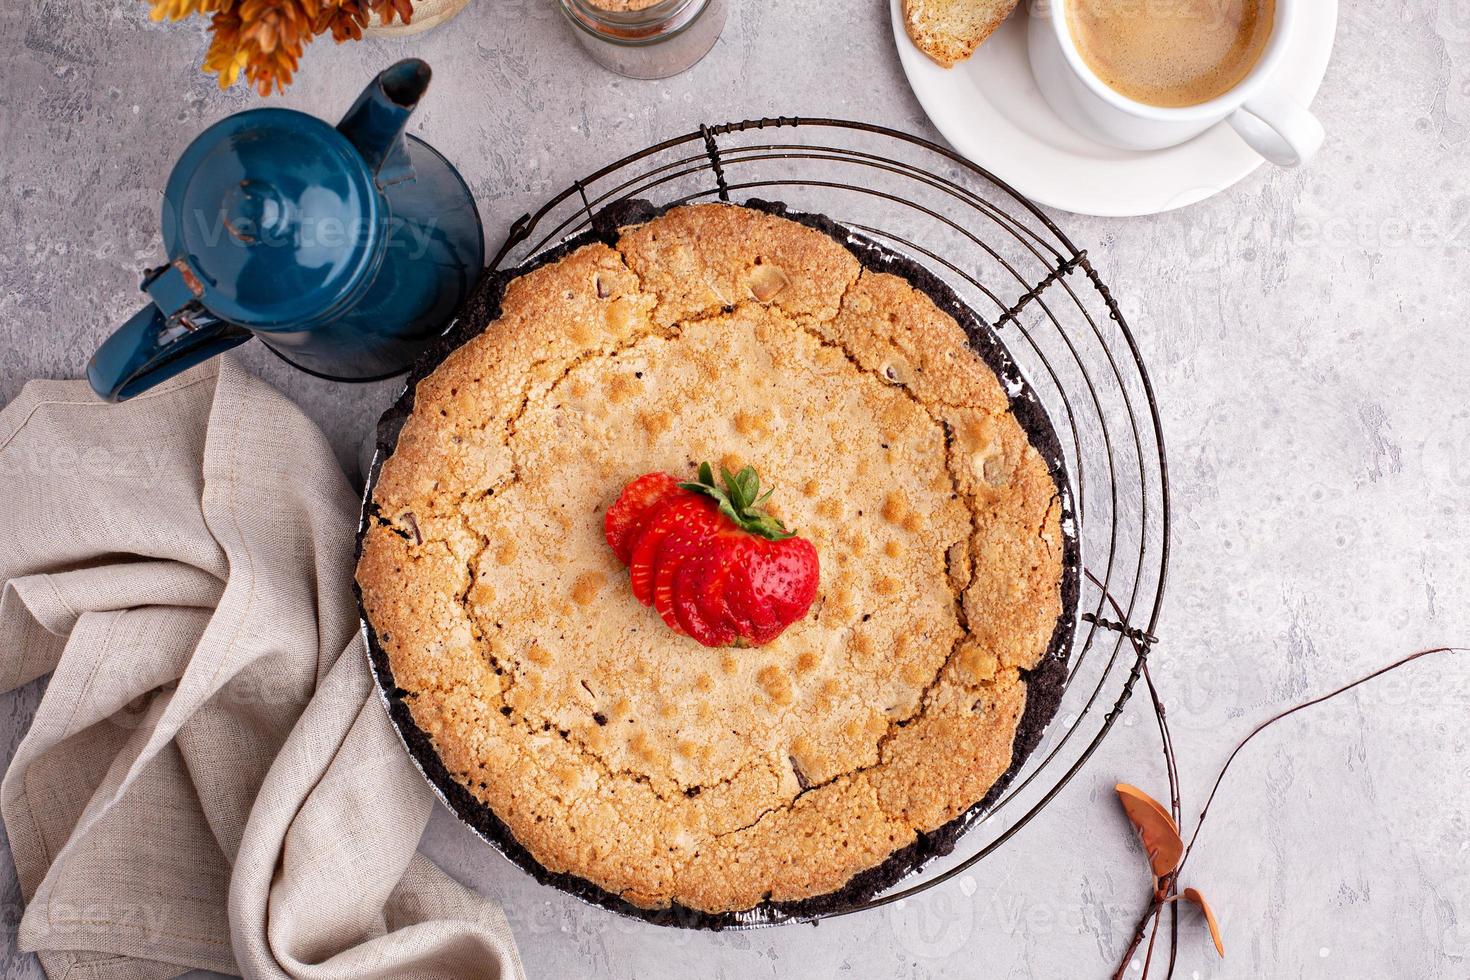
[{"xmin": 88, "ymin": 60, "xmax": 483, "ymax": 401}]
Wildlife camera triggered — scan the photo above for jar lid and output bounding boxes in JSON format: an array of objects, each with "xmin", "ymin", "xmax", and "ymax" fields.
[{"xmin": 160, "ymin": 108, "xmax": 383, "ymax": 329}]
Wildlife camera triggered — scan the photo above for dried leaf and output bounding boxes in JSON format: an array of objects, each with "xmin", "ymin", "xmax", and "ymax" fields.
[
  {"xmin": 1115, "ymin": 783, "xmax": 1183, "ymax": 879},
  {"xmin": 1182, "ymin": 887, "xmax": 1225, "ymax": 957}
]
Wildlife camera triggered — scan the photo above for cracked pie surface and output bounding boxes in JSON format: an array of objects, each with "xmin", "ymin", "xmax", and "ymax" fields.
[{"xmin": 356, "ymin": 203, "xmax": 1071, "ymax": 916}]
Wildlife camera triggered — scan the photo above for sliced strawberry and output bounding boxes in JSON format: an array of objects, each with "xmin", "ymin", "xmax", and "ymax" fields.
[
  {"xmin": 608, "ymin": 462, "xmax": 820, "ymax": 647},
  {"xmin": 628, "ymin": 495, "xmax": 716, "ymax": 606},
  {"xmin": 722, "ymin": 539, "xmax": 779, "ymax": 639},
  {"xmin": 693, "ymin": 531, "xmax": 764, "ymax": 640},
  {"xmin": 652, "ymin": 510, "xmax": 721, "ymax": 633},
  {"xmin": 724, "ymin": 536, "xmax": 819, "ymax": 643},
  {"xmin": 605, "ymin": 472, "xmax": 683, "ymax": 564},
  {"xmin": 673, "ymin": 551, "xmax": 738, "ymax": 647},
  {"xmin": 750, "ymin": 536, "xmax": 821, "ymax": 622},
  {"xmin": 690, "ymin": 532, "xmax": 749, "ymax": 640}
]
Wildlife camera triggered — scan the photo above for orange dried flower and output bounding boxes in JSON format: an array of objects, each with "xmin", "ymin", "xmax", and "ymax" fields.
[{"xmin": 147, "ymin": 0, "xmax": 414, "ymax": 94}]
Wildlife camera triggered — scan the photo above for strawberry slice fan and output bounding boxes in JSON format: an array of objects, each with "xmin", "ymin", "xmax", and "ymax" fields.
[
  {"xmin": 606, "ymin": 463, "xmax": 820, "ymax": 649},
  {"xmin": 358, "ymin": 118, "xmax": 1169, "ymax": 928}
]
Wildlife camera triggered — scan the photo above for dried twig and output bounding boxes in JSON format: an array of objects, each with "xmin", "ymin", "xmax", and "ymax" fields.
[
  {"xmin": 1176, "ymin": 646, "xmax": 1461, "ymax": 875},
  {"xmin": 1112, "ymin": 640, "xmax": 1461, "ymax": 979},
  {"xmin": 1091, "ymin": 567, "xmax": 1462, "ymax": 979}
]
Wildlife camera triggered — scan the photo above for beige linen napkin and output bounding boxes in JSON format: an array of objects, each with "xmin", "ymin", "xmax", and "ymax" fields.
[{"xmin": 0, "ymin": 357, "xmax": 525, "ymax": 980}]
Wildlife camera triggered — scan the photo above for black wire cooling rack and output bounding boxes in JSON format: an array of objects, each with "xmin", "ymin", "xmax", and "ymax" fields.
[{"xmin": 442, "ymin": 116, "xmax": 1169, "ymax": 924}]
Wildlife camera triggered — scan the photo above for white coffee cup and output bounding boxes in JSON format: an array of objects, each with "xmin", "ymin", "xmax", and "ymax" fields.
[{"xmin": 1027, "ymin": 0, "xmax": 1325, "ymax": 166}]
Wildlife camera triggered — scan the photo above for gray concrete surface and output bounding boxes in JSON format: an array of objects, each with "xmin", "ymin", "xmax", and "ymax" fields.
[{"xmin": 2, "ymin": 1, "xmax": 1469, "ymax": 978}]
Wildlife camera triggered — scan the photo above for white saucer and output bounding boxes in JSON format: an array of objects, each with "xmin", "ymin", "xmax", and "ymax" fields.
[{"xmin": 890, "ymin": 0, "xmax": 1337, "ymax": 217}]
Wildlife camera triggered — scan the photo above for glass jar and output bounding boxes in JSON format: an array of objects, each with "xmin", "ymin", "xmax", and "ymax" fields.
[{"xmin": 560, "ymin": 0, "xmax": 728, "ymax": 80}]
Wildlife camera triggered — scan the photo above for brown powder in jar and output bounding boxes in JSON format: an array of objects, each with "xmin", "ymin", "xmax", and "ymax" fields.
[
  {"xmin": 585, "ymin": 0, "xmax": 664, "ymax": 9},
  {"xmin": 566, "ymin": 0, "xmax": 727, "ymax": 78}
]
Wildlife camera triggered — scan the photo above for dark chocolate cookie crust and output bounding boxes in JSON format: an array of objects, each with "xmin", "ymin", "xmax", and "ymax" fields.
[{"xmin": 356, "ymin": 197, "xmax": 1080, "ymax": 929}]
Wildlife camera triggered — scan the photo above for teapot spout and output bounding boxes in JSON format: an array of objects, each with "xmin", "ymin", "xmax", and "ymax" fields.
[{"xmin": 338, "ymin": 59, "xmax": 432, "ymax": 188}]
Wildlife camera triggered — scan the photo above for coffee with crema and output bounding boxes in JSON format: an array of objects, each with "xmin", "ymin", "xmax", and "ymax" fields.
[{"xmin": 1065, "ymin": 0, "xmax": 1276, "ymax": 108}]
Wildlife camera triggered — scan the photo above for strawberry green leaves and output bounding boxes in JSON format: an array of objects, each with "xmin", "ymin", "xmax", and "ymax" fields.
[{"xmin": 679, "ymin": 463, "xmax": 794, "ymax": 541}]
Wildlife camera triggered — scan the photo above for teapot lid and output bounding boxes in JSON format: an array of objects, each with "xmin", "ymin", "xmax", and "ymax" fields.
[{"xmin": 161, "ymin": 108, "xmax": 382, "ymax": 329}]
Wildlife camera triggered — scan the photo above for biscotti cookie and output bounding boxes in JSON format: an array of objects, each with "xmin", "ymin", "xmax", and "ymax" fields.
[{"xmin": 903, "ymin": 0, "xmax": 1020, "ymax": 68}]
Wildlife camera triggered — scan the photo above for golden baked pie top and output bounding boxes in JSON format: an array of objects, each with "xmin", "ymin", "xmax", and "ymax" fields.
[{"xmin": 357, "ymin": 203, "xmax": 1069, "ymax": 915}]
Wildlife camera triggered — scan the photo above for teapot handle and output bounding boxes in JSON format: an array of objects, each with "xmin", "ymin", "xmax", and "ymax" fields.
[{"xmin": 87, "ymin": 304, "xmax": 252, "ymax": 402}]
